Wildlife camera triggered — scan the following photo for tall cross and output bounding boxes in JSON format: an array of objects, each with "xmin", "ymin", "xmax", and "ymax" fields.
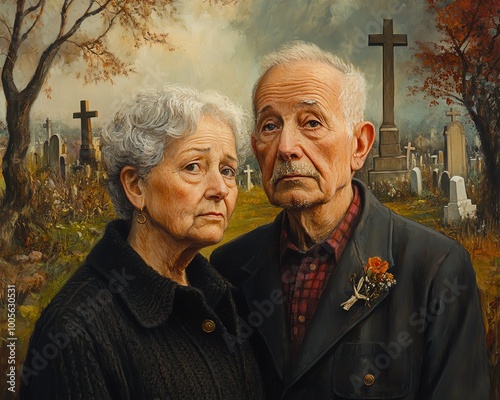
[
  {"xmin": 43, "ymin": 118, "xmax": 52, "ymax": 141},
  {"xmin": 369, "ymin": 19, "xmax": 407, "ymax": 129},
  {"xmin": 404, "ymin": 142, "xmax": 415, "ymax": 170},
  {"xmin": 446, "ymin": 107, "xmax": 461, "ymax": 122},
  {"xmin": 244, "ymin": 165, "xmax": 254, "ymax": 191},
  {"xmin": 73, "ymin": 100, "xmax": 98, "ymax": 165}
]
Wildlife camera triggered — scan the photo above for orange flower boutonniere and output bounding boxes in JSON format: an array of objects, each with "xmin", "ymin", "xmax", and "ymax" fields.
[{"xmin": 340, "ymin": 257, "xmax": 396, "ymax": 311}]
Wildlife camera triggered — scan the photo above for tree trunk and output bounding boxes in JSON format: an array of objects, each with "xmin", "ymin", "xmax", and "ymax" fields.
[{"xmin": 0, "ymin": 94, "xmax": 34, "ymax": 253}]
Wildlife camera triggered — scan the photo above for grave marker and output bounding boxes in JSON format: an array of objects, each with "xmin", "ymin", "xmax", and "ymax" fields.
[
  {"xmin": 368, "ymin": 19, "xmax": 408, "ymax": 186},
  {"xmin": 410, "ymin": 167, "xmax": 422, "ymax": 196},
  {"xmin": 244, "ymin": 165, "xmax": 254, "ymax": 191},
  {"xmin": 444, "ymin": 176, "xmax": 477, "ymax": 225},
  {"xmin": 73, "ymin": 100, "xmax": 98, "ymax": 167}
]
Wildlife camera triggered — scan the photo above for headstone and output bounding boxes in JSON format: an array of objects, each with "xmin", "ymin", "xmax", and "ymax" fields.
[
  {"xmin": 431, "ymin": 155, "xmax": 438, "ymax": 165},
  {"xmin": 73, "ymin": 100, "xmax": 98, "ymax": 167},
  {"xmin": 49, "ymin": 135, "xmax": 62, "ymax": 169},
  {"xmin": 43, "ymin": 141, "xmax": 50, "ymax": 167},
  {"xmin": 432, "ymin": 169, "xmax": 439, "ymax": 189},
  {"xmin": 440, "ymin": 171, "xmax": 451, "ymax": 198},
  {"xmin": 438, "ymin": 151, "xmax": 444, "ymax": 165},
  {"xmin": 404, "ymin": 142, "xmax": 416, "ymax": 170},
  {"xmin": 443, "ymin": 108, "xmax": 467, "ymax": 179},
  {"xmin": 411, "ymin": 153, "xmax": 417, "ymax": 169},
  {"xmin": 410, "ymin": 167, "xmax": 422, "ymax": 196},
  {"xmin": 419, "ymin": 155, "xmax": 424, "ymax": 168},
  {"xmin": 444, "ymin": 176, "xmax": 477, "ymax": 225},
  {"xmin": 368, "ymin": 19, "xmax": 408, "ymax": 186},
  {"xmin": 59, "ymin": 155, "xmax": 67, "ymax": 181},
  {"xmin": 85, "ymin": 164, "xmax": 91, "ymax": 179},
  {"xmin": 244, "ymin": 165, "xmax": 254, "ymax": 191}
]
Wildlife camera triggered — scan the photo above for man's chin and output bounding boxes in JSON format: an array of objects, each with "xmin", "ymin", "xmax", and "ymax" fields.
[{"xmin": 269, "ymin": 191, "xmax": 320, "ymax": 210}]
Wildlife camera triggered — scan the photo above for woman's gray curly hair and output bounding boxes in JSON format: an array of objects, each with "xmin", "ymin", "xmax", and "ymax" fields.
[{"xmin": 101, "ymin": 84, "xmax": 250, "ymax": 220}]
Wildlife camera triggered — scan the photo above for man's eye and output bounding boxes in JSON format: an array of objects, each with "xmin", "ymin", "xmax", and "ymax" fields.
[
  {"xmin": 304, "ymin": 120, "xmax": 321, "ymax": 128},
  {"xmin": 221, "ymin": 166, "xmax": 236, "ymax": 178},
  {"xmin": 185, "ymin": 163, "xmax": 201, "ymax": 172}
]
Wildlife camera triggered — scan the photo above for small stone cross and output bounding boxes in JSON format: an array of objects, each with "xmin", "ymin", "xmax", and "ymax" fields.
[
  {"xmin": 404, "ymin": 142, "xmax": 416, "ymax": 170},
  {"xmin": 244, "ymin": 164, "xmax": 254, "ymax": 191},
  {"xmin": 446, "ymin": 107, "xmax": 461, "ymax": 123}
]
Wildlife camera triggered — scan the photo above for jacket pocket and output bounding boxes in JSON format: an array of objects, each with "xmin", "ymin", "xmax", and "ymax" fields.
[{"xmin": 332, "ymin": 342, "xmax": 412, "ymax": 399}]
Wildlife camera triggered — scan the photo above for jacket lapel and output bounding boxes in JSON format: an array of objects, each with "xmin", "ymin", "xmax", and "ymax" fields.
[
  {"xmin": 288, "ymin": 183, "xmax": 396, "ymax": 385},
  {"xmin": 240, "ymin": 213, "xmax": 291, "ymax": 379}
]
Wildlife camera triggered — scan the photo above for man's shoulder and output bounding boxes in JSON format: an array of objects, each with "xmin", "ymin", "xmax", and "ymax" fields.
[{"xmin": 211, "ymin": 221, "xmax": 277, "ymax": 284}]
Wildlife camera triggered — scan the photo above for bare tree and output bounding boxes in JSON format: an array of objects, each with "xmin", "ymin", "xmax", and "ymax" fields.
[{"xmin": 0, "ymin": 0, "xmax": 233, "ymax": 252}]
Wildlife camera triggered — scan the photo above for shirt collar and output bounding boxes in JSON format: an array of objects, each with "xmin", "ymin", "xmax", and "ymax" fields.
[
  {"xmin": 280, "ymin": 182, "xmax": 362, "ymax": 263},
  {"xmin": 86, "ymin": 220, "xmax": 229, "ymax": 329}
]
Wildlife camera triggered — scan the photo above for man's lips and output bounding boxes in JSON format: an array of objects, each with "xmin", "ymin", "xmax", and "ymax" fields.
[{"xmin": 199, "ymin": 212, "xmax": 224, "ymax": 218}]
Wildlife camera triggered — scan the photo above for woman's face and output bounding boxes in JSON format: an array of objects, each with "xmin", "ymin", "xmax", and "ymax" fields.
[{"xmin": 141, "ymin": 115, "xmax": 239, "ymax": 248}]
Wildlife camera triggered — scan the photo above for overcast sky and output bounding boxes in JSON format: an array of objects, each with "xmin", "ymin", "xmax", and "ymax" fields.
[{"xmin": 1, "ymin": 0, "xmax": 458, "ymax": 138}]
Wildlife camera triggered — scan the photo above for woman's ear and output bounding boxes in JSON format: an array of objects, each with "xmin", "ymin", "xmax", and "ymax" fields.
[
  {"xmin": 120, "ymin": 166, "xmax": 145, "ymax": 210},
  {"xmin": 351, "ymin": 121, "xmax": 376, "ymax": 172}
]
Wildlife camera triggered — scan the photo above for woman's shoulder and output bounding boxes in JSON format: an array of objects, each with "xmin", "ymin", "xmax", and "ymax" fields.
[{"xmin": 34, "ymin": 264, "xmax": 110, "ymax": 331}]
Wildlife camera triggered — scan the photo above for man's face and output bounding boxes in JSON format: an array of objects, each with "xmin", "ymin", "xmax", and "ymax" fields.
[{"xmin": 252, "ymin": 61, "xmax": 359, "ymax": 210}]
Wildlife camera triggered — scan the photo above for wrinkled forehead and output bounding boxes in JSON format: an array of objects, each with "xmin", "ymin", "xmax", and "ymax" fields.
[{"xmin": 253, "ymin": 61, "xmax": 344, "ymax": 116}]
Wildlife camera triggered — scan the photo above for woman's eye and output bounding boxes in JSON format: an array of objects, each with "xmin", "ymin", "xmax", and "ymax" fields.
[
  {"xmin": 262, "ymin": 123, "xmax": 279, "ymax": 132},
  {"xmin": 221, "ymin": 166, "xmax": 236, "ymax": 178},
  {"xmin": 185, "ymin": 163, "xmax": 201, "ymax": 172}
]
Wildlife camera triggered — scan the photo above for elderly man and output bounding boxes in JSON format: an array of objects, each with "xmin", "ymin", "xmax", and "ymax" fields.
[{"xmin": 211, "ymin": 41, "xmax": 489, "ymax": 399}]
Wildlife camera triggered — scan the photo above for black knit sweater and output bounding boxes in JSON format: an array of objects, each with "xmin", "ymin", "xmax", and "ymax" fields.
[{"xmin": 20, "ymin": 220, "xmax": 265, "ymax": 399}]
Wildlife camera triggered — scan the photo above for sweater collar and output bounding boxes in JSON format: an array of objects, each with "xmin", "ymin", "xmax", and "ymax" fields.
[{"xmin": 86, "ymin": 219, "xmax": 228, "ymax": 328}]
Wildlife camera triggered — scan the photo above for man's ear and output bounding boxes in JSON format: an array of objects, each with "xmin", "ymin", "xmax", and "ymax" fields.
[
  {"xmin": 351, "ymin": 121, "xmax": 376, "ymax": 172},
  {"xmin": 120, "ymin": 166, "xmax": 145, "ymax": 210}
]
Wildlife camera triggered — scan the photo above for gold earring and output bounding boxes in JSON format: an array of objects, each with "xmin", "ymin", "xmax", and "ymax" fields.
[{"xmin": 136, "ymin": 208, "xmax": 147, "ymax": 224}]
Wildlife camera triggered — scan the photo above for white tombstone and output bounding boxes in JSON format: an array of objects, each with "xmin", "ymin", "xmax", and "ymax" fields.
[
  {"xmin": 410, "ymin": 167, "xmax": 422, "ymax": 196},
  {"xmin": 243, "ymin": 164, "xmax": 254, "ymax": 191},
  {"xmin": 443, "ymin": 176, "xmax": 477, "ymax": 225}
]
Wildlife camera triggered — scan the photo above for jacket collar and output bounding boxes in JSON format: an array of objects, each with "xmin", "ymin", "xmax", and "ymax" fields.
[
  {"xmin": 86, "ymin": 220, "xmax": 228, "ymax": 329},
  {"xmin": 239, "ymin": 180, "xmax": 396, "ymax": 383}
]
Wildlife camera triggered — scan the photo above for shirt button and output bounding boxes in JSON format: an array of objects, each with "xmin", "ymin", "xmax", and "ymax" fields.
[
  {"xmin": 363, "ymin": 373, "xmax": 375, "ymax": 387},
  {"xmin": 297, "ymin": 314, "xmax": 306, "ymax": 323},
  {"xmin": 201, "ymin": 319, "xmax": 216, "ymax": 333},
  {"xmin": 309, "ymin": 263, "xmax": 317, "ymax": 271}
]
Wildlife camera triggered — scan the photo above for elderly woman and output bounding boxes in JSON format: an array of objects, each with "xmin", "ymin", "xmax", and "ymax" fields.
[{"xmin": 20, "ymin": 85, "xmax": 264, "ymax": 399}]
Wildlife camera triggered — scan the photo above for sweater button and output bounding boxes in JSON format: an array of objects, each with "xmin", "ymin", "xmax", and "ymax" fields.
[
  {"xmin": 202, "ymin": 319, "xmax": 216, "ymax": 333},
  {"xmin": 363, "ymin": 373, "xmax": 375, "ymax": 387}
]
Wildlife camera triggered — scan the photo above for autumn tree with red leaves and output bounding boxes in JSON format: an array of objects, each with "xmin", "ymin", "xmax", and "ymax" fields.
[
  {"xmin": 0, "ymin": 0, "xmax": 235, "ymax": 253},
  {"xmin": 411, "ymin": 0, "xmax": 500, "ymax": 224}
]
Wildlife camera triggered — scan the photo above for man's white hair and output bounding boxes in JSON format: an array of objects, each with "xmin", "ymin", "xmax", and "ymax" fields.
[{"xmin": 252, "ymin": 41, "xmax": 367, "ymax": 137}]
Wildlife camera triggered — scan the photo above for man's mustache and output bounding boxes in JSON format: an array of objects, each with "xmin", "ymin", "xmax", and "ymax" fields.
[{"xmin": 270, "ymin": 161, "xmax": 320, "ymax": 185}]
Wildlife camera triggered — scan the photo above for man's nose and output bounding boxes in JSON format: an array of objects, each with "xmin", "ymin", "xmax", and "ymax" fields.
[{"xmin": 277, "ymin": 124, "xmax": 303, "ymax": 161}]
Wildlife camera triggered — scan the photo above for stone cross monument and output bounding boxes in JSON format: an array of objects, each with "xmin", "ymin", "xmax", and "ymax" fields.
[
  {"xmin": 443, "ymin": 107, "xmax": 467, "ymax": 179},
  {"xmin": 43, "ymin": 118, "xmax": 52, "ymax": 141},
  {"xmin": 73, "ymin": 100, "xmax": 98, "ymax": 167},
  {"xmin": 368, "ymin": 19, "xmax": 408, "ymax": 186}
]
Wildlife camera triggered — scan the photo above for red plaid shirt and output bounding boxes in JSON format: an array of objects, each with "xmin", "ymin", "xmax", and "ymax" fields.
[{"xmin": 280, "ymin": 184, "xmax": 362, "ymax": 357}]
